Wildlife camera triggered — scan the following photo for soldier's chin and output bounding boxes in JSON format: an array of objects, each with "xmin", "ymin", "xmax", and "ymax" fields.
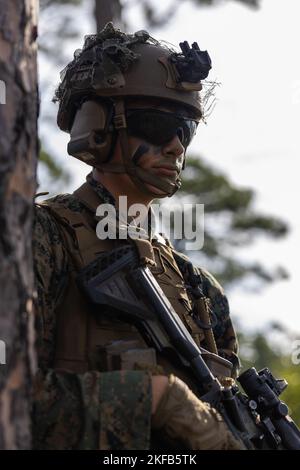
[{"xmin": 145, "ymin": 183, "xmax": 168, "ymax": 196}]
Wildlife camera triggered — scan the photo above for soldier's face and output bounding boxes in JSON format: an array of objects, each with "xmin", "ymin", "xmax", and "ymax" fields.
[
  {"xmin": 118, "ymin": 99, "xmax": 194, "ymax": 196},
  {"xmin": 127, "ymin": 133, "xmax": 185, "ymax": 196}
]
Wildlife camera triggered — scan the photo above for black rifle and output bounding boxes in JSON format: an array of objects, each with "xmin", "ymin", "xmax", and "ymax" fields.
[{"xmin": 77, "ymin": 244, "xmax": 300, "ymax": 450}]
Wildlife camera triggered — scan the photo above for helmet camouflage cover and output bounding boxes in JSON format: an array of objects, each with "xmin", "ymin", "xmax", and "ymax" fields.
[{"xmin": 54, "ymin": 22, "xmax": 212, "ymax": 196}]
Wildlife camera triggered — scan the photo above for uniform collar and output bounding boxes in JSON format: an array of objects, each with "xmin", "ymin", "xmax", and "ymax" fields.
[
  {"xmin": 86, "ymin": 172, "xmax": 163, "ymax": 242},
  {"xmin": 86, "ymin": 172, "xmax": 116, "ymax": 206}
]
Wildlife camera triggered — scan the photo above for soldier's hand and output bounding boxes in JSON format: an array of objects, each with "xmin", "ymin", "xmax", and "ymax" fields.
[
  {"xmin": 151, "ymin": 374, "xmax": 243, "ymax": 450},
  {"xmin": 151, "ymin": 375, "xmax": 169, "ymax": 414}
]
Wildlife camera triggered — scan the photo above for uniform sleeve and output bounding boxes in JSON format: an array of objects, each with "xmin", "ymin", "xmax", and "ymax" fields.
[
  {"xmin": 33, "ymin": 204, "xmax": 69, "ymax": 367},
  {"xmin": 171, "ymin": 248, "xmax": 240, "ymax": 377},
  {"xmin": 199, "ymin": 267, "xmax": 240, "ymax": 377},
  {"xmin": 32, "ymin": 368, "xmax": 151, "ymax": 449},
  {"xmin": 32, "ymin": 204, "xmax": 152, "ymax": 449}
]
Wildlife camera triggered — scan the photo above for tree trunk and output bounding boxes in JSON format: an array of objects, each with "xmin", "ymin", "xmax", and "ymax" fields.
[
  {"xmin": 94, "ymin": 0, "xmax": 123, "ymax": 32},
  {"xmin": 0, "ymin": 0, "xmax": 38, "ymax": 449}
]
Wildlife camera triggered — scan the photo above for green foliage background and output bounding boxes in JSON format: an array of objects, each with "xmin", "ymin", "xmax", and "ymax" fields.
[{"xmin": 238, "ymin": 325, "xmax": 300, "ymax": 425}]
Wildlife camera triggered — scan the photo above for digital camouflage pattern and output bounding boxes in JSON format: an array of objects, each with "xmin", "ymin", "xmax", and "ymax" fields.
[
  {"xmin": 32, "ymin": 173, "xmax": 239, "ymax": 449},
  {"xmin": 173, "ymin": 252, "xmax": 240, "ymax": 373},
  {"xmin": 32, "ymin": 367, "xmax": 151, "ymax": 450}
]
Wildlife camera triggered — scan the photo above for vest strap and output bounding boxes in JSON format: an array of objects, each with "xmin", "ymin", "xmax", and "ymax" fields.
[
  {"xmin": 132, "ymin": 238, "xmax": 156, "ymax": 268},
  {"xmin": 73, "ymin": 182, "xmax": 103, "ymax": 214}
]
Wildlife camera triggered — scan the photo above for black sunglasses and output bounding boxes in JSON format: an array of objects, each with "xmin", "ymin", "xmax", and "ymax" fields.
[{"xmin": 125, "ymin": 108, "xmax": 198, "ymax": 148}]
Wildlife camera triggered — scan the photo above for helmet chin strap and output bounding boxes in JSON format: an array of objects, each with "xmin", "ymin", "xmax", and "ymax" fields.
[{"xmin": 95, "ymin": 98, "xmax": 182, "ymax": 198}]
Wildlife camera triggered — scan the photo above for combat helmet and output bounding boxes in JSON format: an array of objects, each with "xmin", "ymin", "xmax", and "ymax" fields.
[{"xmin": 54, "ymin": 22, "xmax": 211, "ymax": 197}]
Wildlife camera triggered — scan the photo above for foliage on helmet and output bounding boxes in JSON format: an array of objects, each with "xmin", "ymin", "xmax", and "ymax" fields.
[{"xmin": 53, "ymin": 23, "xmax": 212, "ymax": 132}]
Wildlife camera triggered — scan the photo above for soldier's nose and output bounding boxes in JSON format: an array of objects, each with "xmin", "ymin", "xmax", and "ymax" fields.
[{"xmin": 162, "ymin": 134, "xmax": 185, "ymax": 158}]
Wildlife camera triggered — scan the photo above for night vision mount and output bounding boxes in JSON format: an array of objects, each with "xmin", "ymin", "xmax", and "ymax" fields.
[{"xmin": 171, "ymin": 41, "xmax": 212, "ymax": 83}]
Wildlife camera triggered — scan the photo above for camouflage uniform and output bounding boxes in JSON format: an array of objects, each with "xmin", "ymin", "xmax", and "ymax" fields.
[{"xmin": 32, "ymin": 172, "xmax": 239, "ymax": 450}]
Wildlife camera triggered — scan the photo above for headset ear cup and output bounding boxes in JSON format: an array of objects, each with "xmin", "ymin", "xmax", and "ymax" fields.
[
  {"xmin": 68, "ymin": 100, "xmax": 113, "ymax": 166},
  {"xmin": 67, "ymin": 130, "xmax": 113, "ymax": 166}
]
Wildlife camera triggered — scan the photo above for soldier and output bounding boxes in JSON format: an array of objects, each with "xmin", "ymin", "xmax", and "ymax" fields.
[{"xmin": 32, "ymin": 23, "xmax": 241, "ymax": 450}]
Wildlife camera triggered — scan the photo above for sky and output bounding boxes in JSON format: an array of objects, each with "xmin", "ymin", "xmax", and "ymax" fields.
[{"xmin": 38, "ymin": 0, "xmax": 300, "ymax": 336}]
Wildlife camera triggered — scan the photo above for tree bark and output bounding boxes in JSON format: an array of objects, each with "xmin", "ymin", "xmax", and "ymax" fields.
[
  {"xmin": 94, "ymin": 0, "xmax": 123, "ymax": 32},
  {"xmin": 0, "ymin": 0, "xmax": 38, "ymax": 449}
]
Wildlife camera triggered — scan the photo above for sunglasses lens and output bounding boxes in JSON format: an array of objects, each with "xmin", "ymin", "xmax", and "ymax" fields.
[
  {"xmin": 177, "ymin": 120, "xmax": 198, "ymax": 148},
  {"xmin": 126, "ymin": 109, "xmax": 197, "ymax": 148}
]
